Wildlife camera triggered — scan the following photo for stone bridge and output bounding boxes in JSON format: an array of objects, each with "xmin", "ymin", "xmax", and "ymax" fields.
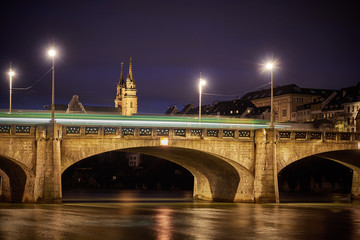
[{"xmin": 0, "ymin": 123, "xmax": 359, "ymax": 203}]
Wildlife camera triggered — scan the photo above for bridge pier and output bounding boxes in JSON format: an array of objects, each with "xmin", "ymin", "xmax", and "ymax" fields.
[
  {"xmin": 254, "ymin": 129, "xmax": 279, "ymax": 203},
  {"xmin": 34, "ymin": 124, "xmax": 62, "ymax": 203},
  {"xmin": 351, "ymin": 168, "xmax": 360, "ymax": 199}
]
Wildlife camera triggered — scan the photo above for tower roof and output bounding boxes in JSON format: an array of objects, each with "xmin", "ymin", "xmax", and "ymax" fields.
[
  {"xmin": 118, "ymin": 62, "xmax": 124, "ymax": 85},
  {"xmin": 128, "ymin": 56, "xmax": 133, "ymax": 81}
]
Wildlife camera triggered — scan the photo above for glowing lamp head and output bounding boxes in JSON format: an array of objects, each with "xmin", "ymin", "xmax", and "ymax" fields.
[
  {"xmin": 266, "ymin": 62, "xmax": 273, "ymax": 70},
  {"xmin": 9, "ymin": 70, "xmax": 15, "ymax": 77},
  {"xmin": 48, "ymin": 49, "xmax": 56, "ymax": 57},
  {"xmin": 199, "ymin": 79, "xmax": 206, "ymax": 86}
]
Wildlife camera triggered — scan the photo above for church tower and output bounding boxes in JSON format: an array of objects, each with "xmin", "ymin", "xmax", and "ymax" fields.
[{"xmin": 114, "ymin": 57, "xmax": 138, "ymax": 116}]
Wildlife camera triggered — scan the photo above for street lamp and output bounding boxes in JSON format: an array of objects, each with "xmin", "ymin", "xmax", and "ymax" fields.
[
  {"xmin": 48, "ymin": 47, "xmax": 56, "ymax": 123},
  {"xmin": 199, "ymin": 72, "xmax": 206, "ymax": 122},
  {"xmin": 266, "ymin": 62, "xmax": 274, "ymax": 128},
  {"xmin": 266, "ymin": 59, "xmax": 279, "ymax": 203},
  {"xmin": 8, "ymin": 63, "xmax": 15, "ymax": 113}
]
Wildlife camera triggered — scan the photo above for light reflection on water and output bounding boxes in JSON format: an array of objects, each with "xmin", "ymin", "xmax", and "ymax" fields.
[{"xmin": 1, "ymin": 190, "xmax": 360, "ymax": 240}]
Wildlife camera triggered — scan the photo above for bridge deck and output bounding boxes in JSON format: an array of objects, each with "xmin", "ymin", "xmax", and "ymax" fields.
[{"xmin": 0, "ymin": 111, "xmax": 281, "ymax": 129}]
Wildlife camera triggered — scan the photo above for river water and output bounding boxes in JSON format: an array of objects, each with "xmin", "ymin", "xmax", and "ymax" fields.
[{"xmin": 1, "ymin": 190, "xmax": 360, "ymax": 240}]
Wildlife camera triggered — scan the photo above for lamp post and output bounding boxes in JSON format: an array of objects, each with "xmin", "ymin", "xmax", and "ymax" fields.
[
  {"xmin": 265, "ymin": 60, "xmax": 279, "ymax": 203},
  {"xmin": 48, "ymin": 47, "xmax": 56, "ymax": 123},
  {"xmin": 9, "ymin": 63, "xmax": 14, "ymax": 113},
  {"xmin": 199, "ymin": 72, "xmax": 206, "ymax": 122},
  {"xmin": 266, "ymin": 62, "xmax": 274, "ymax": 128}
]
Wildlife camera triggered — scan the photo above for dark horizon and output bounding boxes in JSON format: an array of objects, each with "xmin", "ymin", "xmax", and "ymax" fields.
[{"xmin": 1, "ymin": 1, "xmax": 359, "ymax": 114}]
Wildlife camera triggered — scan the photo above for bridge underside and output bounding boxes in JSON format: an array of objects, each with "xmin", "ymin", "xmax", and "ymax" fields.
[
  {"xmin": 279, "ymin": 150, "xmax": 360, "ymax": 199},
  {"xmin": 315, "ymin": 150, "xmax": 360, "ymax": 168},
  {"xmin": 0, "ymin": 156, "xmax": 27, "ymax": 202},
  {"xmin": 315, "ymin": 150, "xmax": 360, "ymax": 198},
  {"xmin": 118, "ymin": 147, "xmax": 254, "ymax": 202}
]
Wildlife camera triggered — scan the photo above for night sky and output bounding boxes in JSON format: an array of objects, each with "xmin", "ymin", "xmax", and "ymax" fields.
[{"xmin": 0, "ymin": 0, "xmax": 359, "ymax": 114}]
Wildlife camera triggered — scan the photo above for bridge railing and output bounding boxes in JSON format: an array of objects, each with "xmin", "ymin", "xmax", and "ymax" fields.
[
  {"xmin": 1, "ymin": 124, "xmax": 360, "ymax": 143},
  {"xmin": 0, "ymin": 125, "xmax": 35, "ymax": 136},
  {"xmin": 61, "ymin": 125, "xmax": 255, "ymax": 140},
  {"xmin": 278, "ymin": 130, "xmax": 360, "ymax": 142}
]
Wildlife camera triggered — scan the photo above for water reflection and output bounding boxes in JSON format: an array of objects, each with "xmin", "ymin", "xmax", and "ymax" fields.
[
  {"xmin": 1, "ymin": 191, "xmax": 360, "ymax": 239},
  {"xmin": 154, "ymin": 208, "xmax": 173, "ymax": 240}
]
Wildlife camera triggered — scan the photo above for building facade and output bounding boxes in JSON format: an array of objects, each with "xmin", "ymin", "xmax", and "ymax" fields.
[
  {"xmin": 321, "ymin": 83, "xmax": 360, "ymax": 132},
  {"xmin": 241, "ymin": 84, "xmax": 333, "ymax": 122},
  {"xmin": 167, "ymin": 99, "xmax": 255, "ymax": 118}
]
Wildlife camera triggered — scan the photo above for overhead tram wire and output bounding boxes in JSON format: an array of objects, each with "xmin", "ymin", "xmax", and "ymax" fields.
[
  {"xmin": 12, "ymin": 68, "xmax": 53, "ymax": 91},
  {"xmin": 202, "ymin": 81, "xmax": 271, "ymax": 98}
]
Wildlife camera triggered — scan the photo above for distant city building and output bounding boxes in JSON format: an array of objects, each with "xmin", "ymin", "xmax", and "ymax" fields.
[
  {"xmin": 66, "ymin": 95, "xmax": 87, "ymax": 113},
  {"xmin": 246, "ymin": 106, "xmax": 271, "ymax": 120},
  {"xmin": 170, "ymin": 84, "xmax": 334, "ymax": 120},
  {"xmin": 127, "ymin": 152, "xmax": 141, "ymax": 167},
  {"xmin": 167, "ymin": 99, "xmax": 255, "ymax": 118},
  {"xmin": 166, "ymin": 83, "xmax": 360, "ymax": 132},
  {"xmin": 49, "ymin": 95, "xmax": 120, "ymax": 114},
  {"xmin": 321, "ymin": 83, "xmax": 360, "ymax": 132},
  {"xmin": 114, "ymin": 57, "xmax": 138, "ymax": 116},
  {"xmin": 209, "ymin": 99, "xmax": 255, "ymax": 117},
  {"xmin": 241, "ymin": 84, "xmax": 333, "ymax": 122},
  {"xmin": 165, "ymin": 105, "xmax": 179, "ymax": 115},
  {"xmin": 178, "ymin": 103, "xmax": 197, "ymax": 115},
  {"xmin": 356, "ymin": 111, "xmax": 360, "ymax": 132},
  {"xmin": 295, "ymin": 92, "xmax": 337, "ymax": 123}
]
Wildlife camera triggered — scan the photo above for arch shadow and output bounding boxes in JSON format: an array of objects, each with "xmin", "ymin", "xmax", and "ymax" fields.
[
  {"xmin": 278, "ymin": 150, "xmax": 360, "ymax": 202},
  {"xmin": 0, "ymin": 156, "xmax": 27, "ymax": 202},
  {"xmin": 315, "ymin": 150, "xmax": 360, "ymax": 168},
  {"xmin": 0, "ymin": 169, "xmax": 11, "ymax": 201},
  {"xmin": 123, "ymin": 147, "xmax": 240, "ymax": 202}
]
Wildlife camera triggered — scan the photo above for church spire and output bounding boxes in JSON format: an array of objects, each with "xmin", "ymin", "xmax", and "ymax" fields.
[
  {"xmin": 115, "ymin": 56, "xmax": 138, "ymax": 116},
  {"xmin": 119, "ymin": 62, "xmax": 124, "ymax": 85},
  {"xmin": 128, "ymin": 56, "xmax": 133, "ymax": 81}
]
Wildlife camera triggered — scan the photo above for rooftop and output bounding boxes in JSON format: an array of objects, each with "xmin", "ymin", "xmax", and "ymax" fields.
[{"xmin": 241, "ymin": 84, "xmax": 333, "ymax": 101}]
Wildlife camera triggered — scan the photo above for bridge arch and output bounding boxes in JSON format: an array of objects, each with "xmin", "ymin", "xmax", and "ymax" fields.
[
  {"xmin": 0, "ymin": 155, "xmax": 35, "ymax": 202},
  {"xmin": 277, "ymin": 141, "xmax": 358, "ymax": 173},
  {"xmin": 61, "ymin": 146, "xmax": 254, "ymax": 202},
  {"xmin": 277, "ymin": 149, "xmax": 360, "ymax": 198}
]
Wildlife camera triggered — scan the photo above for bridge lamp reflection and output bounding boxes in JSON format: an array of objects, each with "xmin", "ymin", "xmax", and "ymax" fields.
[
  {"xmin": 160, "ymin": 137, "xmax": 169, "ymax": 146},
  {"xmin": 358, "ymin": 142, "xmax": 360, "ymax": 149}
]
